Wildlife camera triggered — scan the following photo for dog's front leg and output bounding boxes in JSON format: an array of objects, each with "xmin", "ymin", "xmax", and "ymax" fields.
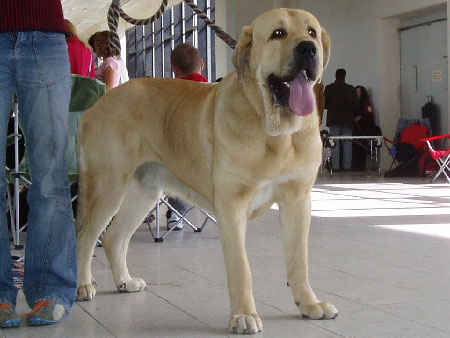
[
  {"xmin": 215, "ymin": 194, "xmax": 262, "ymax": 334},
  {"xmin": 278, "ymin": 183, "xmax": 338, "ymax": 320}
]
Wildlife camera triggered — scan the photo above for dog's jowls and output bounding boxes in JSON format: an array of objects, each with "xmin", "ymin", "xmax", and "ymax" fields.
[{"xmin": 75, "ymin": 8, "xmax": 336, "ymax": 334}]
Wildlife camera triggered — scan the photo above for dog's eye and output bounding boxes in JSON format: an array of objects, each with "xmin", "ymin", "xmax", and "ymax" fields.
[
  {"xmin": 270, "ymin": 28, "xmax": 287, "ymax": 40},
  {"xmin": 308, "ymin": 27, "xmax": 317, "ymax": 38}
]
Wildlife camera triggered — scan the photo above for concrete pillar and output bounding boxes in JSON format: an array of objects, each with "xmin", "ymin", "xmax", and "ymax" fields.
[{"xmin": 378, "ymin": 18, "xmax": 401, "ymax": 168}]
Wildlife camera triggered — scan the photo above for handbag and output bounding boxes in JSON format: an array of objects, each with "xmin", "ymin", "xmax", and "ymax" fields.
[{"xmin": 69, "ymin": 74, "xmax": 106, "ymax": 112}]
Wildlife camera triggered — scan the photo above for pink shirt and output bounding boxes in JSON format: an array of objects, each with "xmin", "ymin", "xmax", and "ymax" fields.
[{"xmin": 95, "ymin": 57, "xmax": 121, "ymax": 89}]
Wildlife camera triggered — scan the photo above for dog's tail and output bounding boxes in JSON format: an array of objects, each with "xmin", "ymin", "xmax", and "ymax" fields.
[
  {"xmin": 75, "ymin": 127, "xmax": 89, "ymax": 236},
  {"xmin": 75, "ymin": 171, "xmax": 88, "ymax": 236}
]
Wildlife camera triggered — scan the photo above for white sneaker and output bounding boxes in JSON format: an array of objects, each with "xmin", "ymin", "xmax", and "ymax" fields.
[{"xmin": 167, "ymin": 215, "xmax": 184, "ymax": 231}]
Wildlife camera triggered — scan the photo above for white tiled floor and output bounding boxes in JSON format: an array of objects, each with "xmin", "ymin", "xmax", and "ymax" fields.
[{"xmin": 3, "ymin": 173, "xmax": 450, "ymax": 337}]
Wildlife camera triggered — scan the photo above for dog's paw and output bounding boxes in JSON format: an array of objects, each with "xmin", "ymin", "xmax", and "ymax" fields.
[
  {"xmin": 228, "ymin": 314, "xmax": 262, "ymax": 334},
  {"xmin": 299, "ymin": 301, "xmax": 338, "ymax": 319},
  {"xmin": 77, "ymin": 283, "xmax": 97, "ymax": 301},
  {"xmin": 117, "ymin": 278, "xmax": 147, "ymax": 293}
]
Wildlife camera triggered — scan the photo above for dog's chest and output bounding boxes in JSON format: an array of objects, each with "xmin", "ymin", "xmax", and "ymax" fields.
[
  {"xmin": 254, "ymin": 140, "xmax": 317, "ymax": 179},
  {"xmin": 248, "ymin": 172, "xmax": 296, "ymax": 215},
  {"xmin": 247, "ymin": 141, "xmax": 320, "ymax": 216}
]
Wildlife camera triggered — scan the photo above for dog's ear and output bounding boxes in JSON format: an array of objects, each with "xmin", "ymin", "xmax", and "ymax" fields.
[
  {"xmin": 233, "ymin": 25, "xmax": 253, "ymax": 77},
  {"xmin": 320, "ymin": 27, "xmax": 331, "ymax": 70}
]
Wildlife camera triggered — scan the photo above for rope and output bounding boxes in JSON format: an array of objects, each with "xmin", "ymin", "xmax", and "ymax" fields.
[
  {"xmin": 107, "ymin": 0, "xmax": 168, "ymax": 55},
  {"xmin": 183, "ymin": 0, "xmax": 237, "ymax": 49},
  {"xmin": 107, "ymin": 5, "xmax": 121, "ymax": 55},
  {"xmin": 107, "ymin": 0, "xmax": 236, "ymax": 55}
]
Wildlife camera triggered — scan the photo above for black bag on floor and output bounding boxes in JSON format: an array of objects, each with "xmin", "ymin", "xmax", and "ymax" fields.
[{"xmin": 394, "ymin": 142, "xmax": 416, "ymax": 162}]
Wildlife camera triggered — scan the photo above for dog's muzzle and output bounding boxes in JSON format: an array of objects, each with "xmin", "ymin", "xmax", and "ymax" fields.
[{"xmin": 268, "ymin": 41, "xmax": 319, "ymax": 116}]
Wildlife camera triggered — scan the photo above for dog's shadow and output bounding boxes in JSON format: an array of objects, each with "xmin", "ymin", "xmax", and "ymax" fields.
[{"xmin": 94, "ymin": 290, "xmax": 124, "ymax": 296}]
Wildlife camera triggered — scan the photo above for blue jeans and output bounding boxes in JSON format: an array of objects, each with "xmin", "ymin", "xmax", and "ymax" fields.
[
  {"xmin": 329, "ymin": 124, "xmax": 353, "ymax": 170},
  {"xmin": 0, "ymin": 32, "xmax": 77, "ymax": 311}
]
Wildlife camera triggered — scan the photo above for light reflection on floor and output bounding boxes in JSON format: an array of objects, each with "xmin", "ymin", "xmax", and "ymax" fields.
[{"xmin": 272, "ymin": 178, "xmax": 450, "ymax": 239}]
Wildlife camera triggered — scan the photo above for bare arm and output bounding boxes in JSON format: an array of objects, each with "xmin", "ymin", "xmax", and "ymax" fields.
[{"xmin": 104, "ymin": 66, "xmax": 117, "ymax": 91}]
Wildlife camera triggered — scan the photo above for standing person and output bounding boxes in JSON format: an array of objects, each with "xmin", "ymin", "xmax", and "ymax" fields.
[
  {"xmin": 324, "ymin": 68, "xmax": 357, "ymax": 171},
  {"xmin": 93, "ymin": 31, "xmax": 122, "ymax": 91},
  {"xmin": 0, "ymin": 0, "xmax": 77, "ymax": 327},
  {"xmin": 65, "ymin": 19, "xmax": 95, "ymax": 78},
  {"xmin": 352, "ymin": 86, "xmax": 381, "ymax": 170},
  {"xmin": 354, "ymin": 86, "xmax": 374, "ymax": 131},
  {"xmin": 313, "ymin": 80, "xmax": 325, "ymax": 126},
  {"xmin": 166, "ymin": 43, "xmax": 207, "ymax": 231},
  {"xmin": 355, "ymin": 86, "xmax": 381, "ymax": 137},
  {"xmin": 88, "ymin": 32, "xmax": 99, "ymax": 53}
]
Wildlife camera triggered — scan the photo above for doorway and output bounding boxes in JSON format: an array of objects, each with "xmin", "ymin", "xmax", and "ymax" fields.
[{"xmin": 400, "ymin": 9, "xmax": 448, "ymax": 135}]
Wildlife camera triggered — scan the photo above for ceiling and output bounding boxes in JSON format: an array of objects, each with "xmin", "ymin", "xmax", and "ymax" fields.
[
  {"xmin": 390, "ymin": 2, "xmax": 447, "ymax": 21},
  {"xmin": 62, "ymin": 0, "xmax": 183, "ymax": 41}
]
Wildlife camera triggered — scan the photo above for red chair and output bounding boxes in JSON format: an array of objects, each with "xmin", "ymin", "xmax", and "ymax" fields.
[
  {"xmin": 384, "ymin": 119, "xmax": 431, "ymax": 176},
  {"xmin": 421, "ymin": 134, "xmax": 450, "ymax": 182}
]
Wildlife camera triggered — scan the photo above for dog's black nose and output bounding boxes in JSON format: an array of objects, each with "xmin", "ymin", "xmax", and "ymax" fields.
[{"xmin": 296, "ymin": 41, "xmax": 317, "ymax": 59}]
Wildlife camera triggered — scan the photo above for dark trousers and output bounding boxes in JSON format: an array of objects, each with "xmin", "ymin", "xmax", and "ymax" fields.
[{"xmin": 166, "ymin": 197, "xmax": 191, "ymax": 219}]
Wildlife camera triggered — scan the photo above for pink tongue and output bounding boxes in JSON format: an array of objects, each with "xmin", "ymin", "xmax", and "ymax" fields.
[{"xmin": 288, "ymin": 73, "xmax": 315, "ymax": 116}]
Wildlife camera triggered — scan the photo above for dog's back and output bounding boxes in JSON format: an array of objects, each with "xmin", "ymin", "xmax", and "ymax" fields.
[{"xmin": 78, "ymin": 77, "xmax": 217, "ymax": 197}]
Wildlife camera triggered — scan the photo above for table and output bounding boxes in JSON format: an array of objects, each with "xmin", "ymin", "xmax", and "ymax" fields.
[{"xmin": 323, "ymin": 135, "xmax": 383, "ymax": 176}]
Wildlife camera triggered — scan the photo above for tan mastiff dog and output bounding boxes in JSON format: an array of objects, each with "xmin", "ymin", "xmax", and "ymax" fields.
[{"xmin": 76, "ymin": 8, "xmax": 336, "ymax": 334}]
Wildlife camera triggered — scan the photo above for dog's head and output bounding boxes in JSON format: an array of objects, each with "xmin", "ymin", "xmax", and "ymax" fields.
[{"xmin": 233, "ymin": 9, "xmax": 330, "ymax": 136}]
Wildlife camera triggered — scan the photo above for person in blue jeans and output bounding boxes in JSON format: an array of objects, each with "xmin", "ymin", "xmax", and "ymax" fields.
[
  {"xmin": 324, "ymin": 69, "xmax": 358, "ymax": 171},
  {"xmin": 0, "ymin": 1, "xmax": 77, "ymax": 328}
]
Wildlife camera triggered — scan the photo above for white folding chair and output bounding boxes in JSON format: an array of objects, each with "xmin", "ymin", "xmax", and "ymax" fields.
[
  {"xmin": 422, "ymin": 134, "xmax": 450, "ymax": 182},
  {"xmin": 5, "ymin": 101, "xmax": 28, "ymax": 250},
  {"xmin": 145, "ymin": 195, "xmax": 216, "ymax": 242}
]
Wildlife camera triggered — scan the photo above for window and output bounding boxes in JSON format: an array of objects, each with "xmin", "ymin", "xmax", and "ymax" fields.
[{"xmin": 126, "ymin": 0, "xmax": 215, "ymax": 81}]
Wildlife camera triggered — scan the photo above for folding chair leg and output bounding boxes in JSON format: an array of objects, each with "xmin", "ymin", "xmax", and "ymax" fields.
[
  {"xmin": 147, "ymin": 198, "xmax": 188, "ymax": 242},
  {"xmin": 431, "ymin": 157, "xmax": 450, "ymax": 182},
  {"xmin": 12, "ymin": 179, "xmax": 24, "ymax": 249},
  {"xmin": 196, "ymin": 209, "xmax": 217, "ymax": 232},
  {"xmin": 161, "ymin": 200, "xmax": 197, "ymax": 230},
  {"xmin": 375, "ymin": 144, "xmax": 381, "ymax": 176},
  {"xmin": 146, "ymin": 196, "xmax": 217, "ymax": 242},
  {"xmin": 388, "ymin": 158, "xmax": 397, "ymax": 173},
  {"xmin": 196, "ymin": 217, "xmax": 209, "ymax": 232},
  {"xmin": 151, "ymin": 199, "xmax": 163, "ymax": 242},
  {"xmin": 6, "ymin": 185, "xmax": 18, "ymax": 247}
]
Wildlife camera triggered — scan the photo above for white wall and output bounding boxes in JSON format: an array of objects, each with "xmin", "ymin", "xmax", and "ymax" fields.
[
  {"xmin": 400, "ymin": 11, "xmax": 447, "ymax": 135},
  {"xmin": 215, "ymin": 0, "xmax": 276, "ymax": 77},
  {"xmin": 378, "ymin": 18, "xmax": 401, "ymax": 146},
  {"xmin": 215, "ymin": 0, "xmax": 229, "ymax": 78},
  {"xmin": 216, "ymin": 0, "xmax": 449, "ymax": 169}
]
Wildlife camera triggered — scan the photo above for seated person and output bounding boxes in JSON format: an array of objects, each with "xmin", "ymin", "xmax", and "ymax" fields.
[{"xmin": 167, "ymin": 43, "xmax": 207, "ymax": 230}]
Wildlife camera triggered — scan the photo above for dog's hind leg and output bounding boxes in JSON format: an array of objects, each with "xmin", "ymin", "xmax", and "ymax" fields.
[
  {"xmin": 278, "ymin": 182, "xmax": 338, "ymax": 320},
  {"xmin": 76, "ymin": 173, "xmax": 127, "ymax": 301},
  {"xmin": 102, "ymin": 178, "xmax": 160, "ymax": 294}
]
